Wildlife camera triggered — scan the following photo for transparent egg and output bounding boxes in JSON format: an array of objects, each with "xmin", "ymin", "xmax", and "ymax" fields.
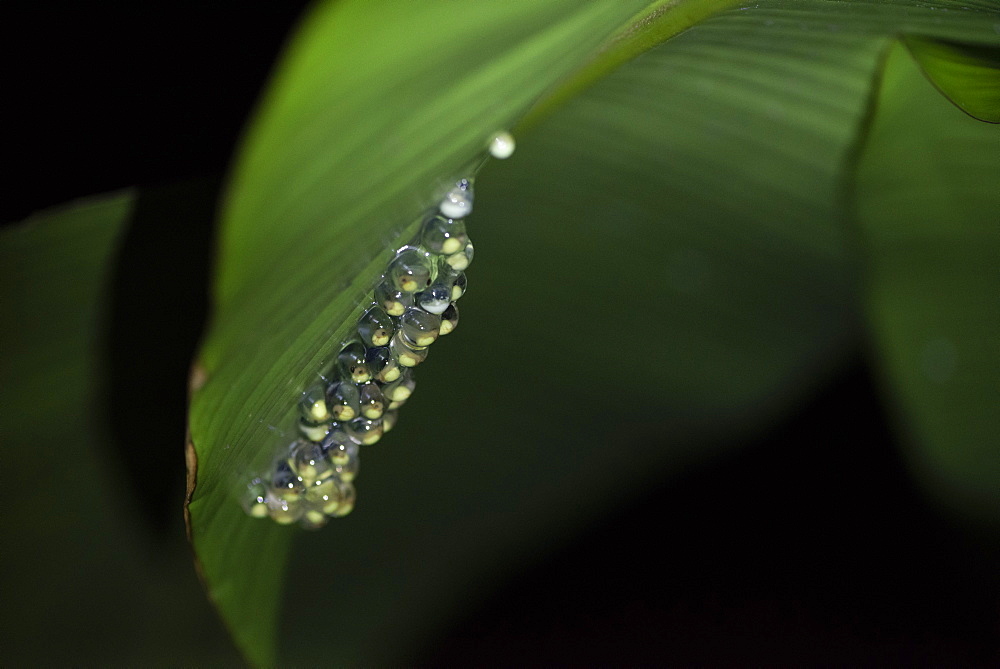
[
  {"xmin": 323, "ymin": 438, "xmax": 353, "ymax": 466},
  {"xmin": 298, "ymin": 384, "xmax": 331, "ymax": 423},
  {"xmin": 358, "ymin": 306, "xmax": 395, "ymax": 348},
  {"xmin": 367, "ymin": 346, "xmax": 401, "ymax": 383},
  {"xmin": 422, "ymin": 215, "xmax": 469, "ymax": 255},
  {"xmin": 300, "ymin": 509, "xmax": 329, "ymax": 530},
  {"xmin": 272, "ymin": 460, "xmax": 305, "ymax": 501},
  {"xmin": 321, "ymin": 422, "xmax": 352, "ymax": 452},
  {"xmin": 266, "ymin": 492, "xmax": 304, "ymax": 525},
  {"xmin": 375, "ymin": 279, "xmax": 413, "ymax": 316},
  {"xmin": 297, "ymin": 417, "xmax": 330, "ymax": 443},
  {"xmin": 416, "ymin": 283, "xmax": 452, "ymax": 315},
  {"xmin": 336, "ymin": 445, "xmax": 360, "ymax": 482},
  {"xmin": 389, "ymin": 329, "xmax": 429, "ymax": 367},
  {"xmin": 382, "ymin": 369, "xmax": 416, "ymax": 403},
  {"xmin": 450, "ymin": 272, "xmax": 467, "ymax": 301},
  {"xmin": 287, "ymin": 440, "xmax": 333, "ymax": 486},
  {"xmin": 445, "ymin": 240, "xmax": 474, "ymax": 272},
  {"xmin": 305, "ymin": 476, "xmax": 346, "ymax": 515},
  {"xmin": 400, "ymin": 307, "xmax": 441, "ymax": 348},
  {"xmin": 337, "ymin": 342, "xmax": 372, "ymax": 384},
  {"xmin": 330, "ymin": 481, "xmax": 357, "ymax": 517},
  {"xmin": 382, "ymin": 409, "xmax": 399, "ymax": 434},
  {"xmin": 488, "ymin": 131, "xmax": 516, "ymax": 159},
  {"xmin": 241, "ymin": 479, "xmax": 269, "ymax": 519},
  {"xmin": 439, "ymin": 302, "xmax": 460, "ymax": 336},
  {"xmin": 359, "ymin": 382, "xmax": 386, "ymax": 420},
  {"xmin": 439, "ymin": 178, "xmax": 474, "ymax": 219},
  {"xmin": 326, "ymin": 380, "xmax": 361, "ymax": 422},
  {"xmin": 345, "ymin": 417, "xmax": 384, "ymax": 445},
  {"xmin": 387, "ymin": 247, "xmax": 433, "ymax": 294}
]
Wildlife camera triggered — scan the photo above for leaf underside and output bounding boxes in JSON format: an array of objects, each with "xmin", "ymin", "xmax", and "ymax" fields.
[{"xmin": 184, "ymin": 0, "xmax": 1000, "ymax": 664}]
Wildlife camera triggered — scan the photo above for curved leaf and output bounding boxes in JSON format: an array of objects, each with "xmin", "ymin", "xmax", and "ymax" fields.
[
  {"xmin": 0, "ymin": 193, "xmax": 239, "ymax": 664},
  {"xmin": 905, "ymin": 35, "xmax": 1000, "ymax": 123},
  {"xmin": 186, "ymin": 1, "xmax": 731, "ymax": 664},
  {"xmin": 187, "ymin": 0, "xmax": 1000, "ymax": 664},
  {"xmin": 854, "ymin": 43, "xmax": 1000, "ymax": 521},
  {"xmin": 278, "ymin": 1, "xmax": 1000, "ymax": 664}
]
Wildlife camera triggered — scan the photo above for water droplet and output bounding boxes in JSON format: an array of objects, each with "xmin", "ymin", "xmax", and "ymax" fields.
[{"xmin": 488, "ymin": 131, "xmax": 516, "ymax": 159}]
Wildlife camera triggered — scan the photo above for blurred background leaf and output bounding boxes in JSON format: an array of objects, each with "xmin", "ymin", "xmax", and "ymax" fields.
[
  {"xmin": 0, "ymin": 192, "xmax": 240, "ymax": 665},
  {"xmin": 854, "ymin": 43, "xmax": 1000, "ymax": 522}
]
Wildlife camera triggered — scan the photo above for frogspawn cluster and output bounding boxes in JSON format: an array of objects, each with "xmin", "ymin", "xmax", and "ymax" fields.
[{"xmin": 241, "ymin": 132, "xmax": 514, "ymax": 529}]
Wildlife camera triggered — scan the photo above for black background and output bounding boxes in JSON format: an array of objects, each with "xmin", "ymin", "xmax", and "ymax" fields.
[{"xmin": 4, "ymin": 4, "xmax": 998, "ymax": 666}]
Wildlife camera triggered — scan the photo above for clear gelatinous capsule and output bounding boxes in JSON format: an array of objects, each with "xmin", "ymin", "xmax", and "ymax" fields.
[
  {"xmin": 345, "ymin": 417, "xmax": 384, "ymax": 445},
  {"xmin": 488, "ymin": 131, "xmax": 516, "ymax": 159},
  {"xmin": 375, "ymin": 279, "xmax": 413, "ymax": 316},
  {"xmin": 266, "ymin": 492, "xmax": 304, "ymax": 525},
  {"xmin": 298, "ymin": 384, "xmax": 331, "ymax": 423},
  {"xmin": 367, "ymin": 346, "xmax": 401, "ymax": 383},
  {"xmin": 300, "ymin": 509, "xmax": 329, "ymax": 530},
  {"xmin": 242, "ymin": 479, "xmax": 269, "ymax": 519},
  {"xmin": 358, "ymin": 306, "xmax": 395, "ymax": 347},
  {"xmin": 416, "ymin": 282, "xmax": 452, "ymax": 315},
  {"xmin": 439, "ymin": 302, "xmax": 459, "ymax": 336},
  {"xmin": 359, "ymin": 382, "xmax": 385, "ymax": 420},
  {"xmin": 272, "ymin": 460, "xmax": 305, "ymax": 501},
  {"xmin": 400, "ymin": 307, "xmax": 441, "ymax": 348},
  {"xmin": 321, "ymin": 421, "xmax": 352, "ymax": 451},
  {"xmin": 387, "ymin": 247, "xmax": 433, "ymax": 294},
  {"xmin": 337, "ymin": 342, "xmax": 372, "ymax": 384},
  {"xmin": 445, "ymin": 240, "xmax": 474, "ymax": 272},
  {"xmin": 330, "ymin": 481, "xmax": 357, "ymax": 517},
  {"xmin": 382, "ymin": 369, "xmax": 416, "ymax": 403},
  {"xmin": 422, "ymin": 215, "xmax": 469, "ymax": 255},
  {"xmin": 297, "ymin": 416, "xmax": 330, "ymax": 442},
  {"xmin": 439, "ymin": 178, "xmax": 474, "ymax": 219},
  {"xmin": 323, "ymin": 438, "xmax": 353, "ymax": 466},
  {"xmin": 326, "ymin": 380, "xmax": 361, "ymax": 422},
  {"xmin": 450, "ymin": 271, "xmax": 467, "ymax": 301},
  {"xmin": 305, "ymin": 476, "xmax": 346, "ymax": 515},
  {"xmin": 389, "ymin": 329, "xmax": 429, "ymax": 367},
  {"xmin": 287, "ymin": 440, "xmax": 333, "ymax": 486},
  {"xmin": 382, "ymin": 409, "xmax": 399, "ymax": 434},
  {"xmin": 336, "ymin": 444, "xmax": 360, "ymax": 482}
]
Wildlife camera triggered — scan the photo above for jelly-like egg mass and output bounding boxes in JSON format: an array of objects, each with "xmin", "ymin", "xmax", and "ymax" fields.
[{"xmin": 243, "ymin": 132, "xmax": 512, "ymax": 527}]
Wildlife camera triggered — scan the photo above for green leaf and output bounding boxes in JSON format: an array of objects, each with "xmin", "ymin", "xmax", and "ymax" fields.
[
  {"xmin": 905, "ymin": 35, "xmax": 1000, "ymax": 123},
  {"xmin": 0, "ymin": 193, "xmax": 239, "ymax": 664},
  {"xmin": 187, "ymin": 0, "xmax": 1000, "ymax": 664},
  {"xmin": 854, "ymin": 43, "xmax": 1000, "ymax": 521},
  {"xmin": 187, "ymin": 1, "xmax": 732, "ymax": 665}
]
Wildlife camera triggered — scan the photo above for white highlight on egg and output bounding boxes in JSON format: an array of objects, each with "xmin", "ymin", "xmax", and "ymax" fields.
[{"xmin": 488, "ymin": 131, "xmax": 516, "ymax": 159}]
